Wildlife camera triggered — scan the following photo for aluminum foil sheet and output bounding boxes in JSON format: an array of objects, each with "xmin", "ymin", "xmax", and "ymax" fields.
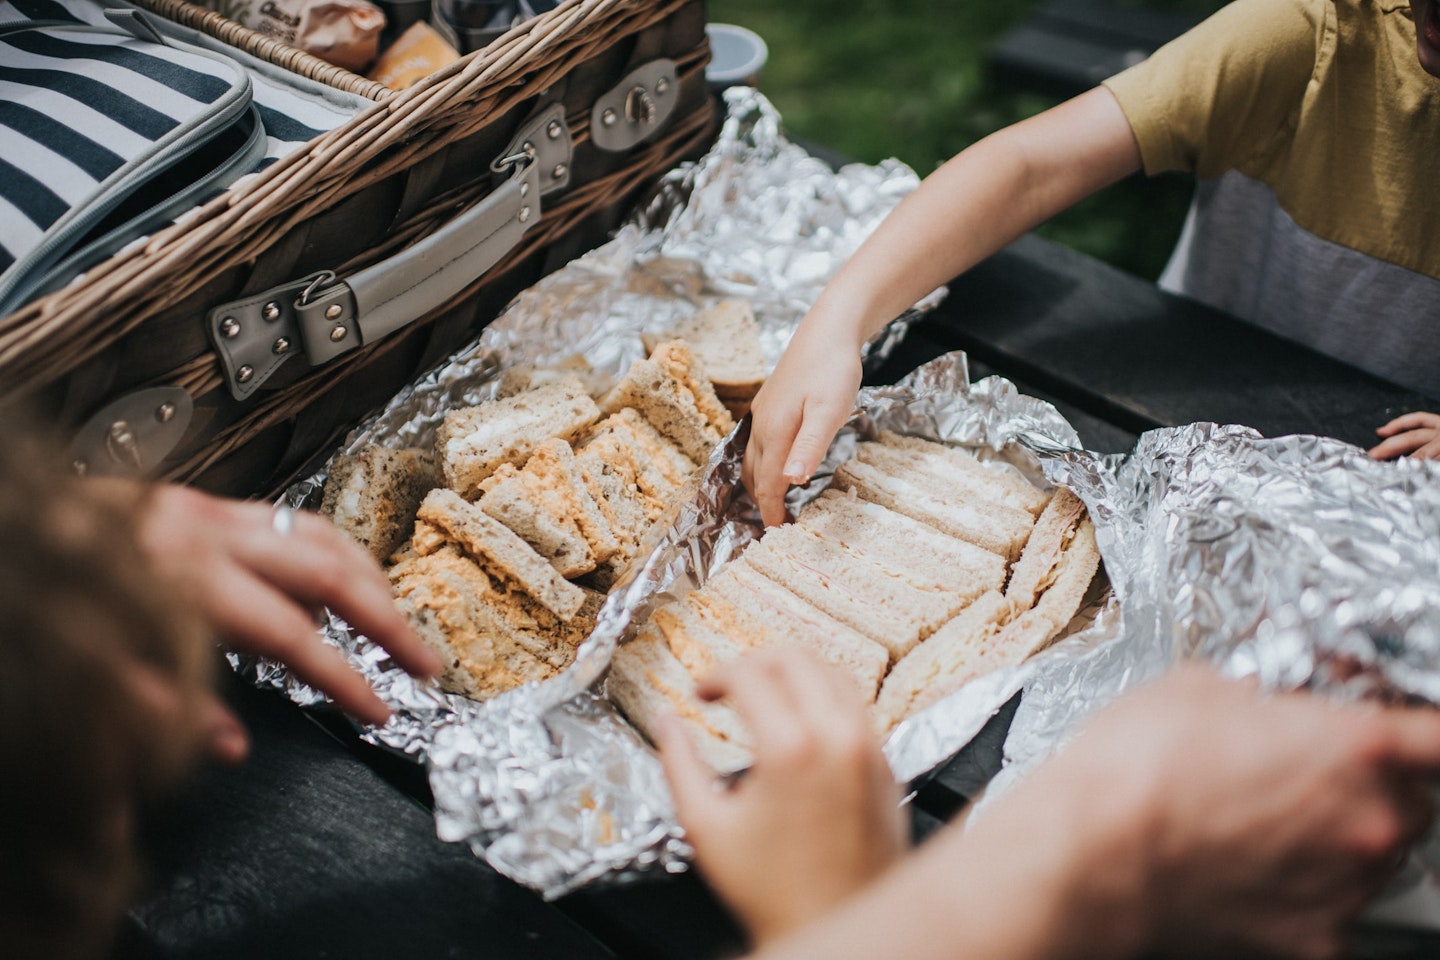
[
  {"xmin": 250, "ymin": 86, "xmax": 979, "ymax": 896},
  {"xmin": 252, "ymin": 83, "xmax": 1440, "ymax": 903},
  {"xmin": 981, "ymin": 423, "xmax": 1440, "ymax": 903}
]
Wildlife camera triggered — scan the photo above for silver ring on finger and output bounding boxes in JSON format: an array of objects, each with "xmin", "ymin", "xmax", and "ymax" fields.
[{"xmin": 272, "ymin": 504, "xmax": 296, "ymax": 537}]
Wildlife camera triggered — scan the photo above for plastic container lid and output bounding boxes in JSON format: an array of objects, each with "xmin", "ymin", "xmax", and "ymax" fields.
[{"xmin": 705, "ymin": 23, "xmax": 768, "ymax": 87}]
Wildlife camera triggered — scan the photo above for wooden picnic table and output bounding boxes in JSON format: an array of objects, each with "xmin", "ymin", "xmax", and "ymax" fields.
[{"xmin": 117, "ymin": 229, "xmax": 1440, "ymax": 960}]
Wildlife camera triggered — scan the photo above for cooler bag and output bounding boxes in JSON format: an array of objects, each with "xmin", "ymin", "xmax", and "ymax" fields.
[{"xmin": 0, "ymin": 0, "xmax": 716, "ymax": 496}]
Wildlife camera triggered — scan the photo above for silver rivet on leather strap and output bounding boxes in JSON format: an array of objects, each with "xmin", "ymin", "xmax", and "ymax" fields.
[
  {"xmin": 325, "ymin": 303, "xmax": 342, "ymax": 320},
  {"xmin": 273, "ymin": 337, "xmax": 292, "ymax": 355},
  {"xmin": 592, "ymin": 59, "xmax": 679, "ymax": 152},
  {"xmin": 106, "ymin": 421, "xmax": 142, "ymax": 471},
  {"xmin": 329, "ymin": 326, "xmax": 348, "ymax": 343},
  {"xmin": 208, "ymin": 270, "xmax": 335, "ymax": 399},
  {"xmin": 552, "ymin": 163, "xmax": 567, "ymax": 180},
  {"xmin": 501, "ymin": 102, "xmax": 570, "ymax": 198},
  {"xmin": 262, "ymin": 301, "xmax": 282, "ymax": 322},
  {"xmin": 66, "ymin": 387, "xmax": 193, "ymax": 480}
]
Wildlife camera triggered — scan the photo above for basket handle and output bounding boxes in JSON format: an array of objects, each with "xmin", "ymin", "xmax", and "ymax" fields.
[{"xmin": 207, "ymin": 103, "xmax": 570, "ymax": 401}]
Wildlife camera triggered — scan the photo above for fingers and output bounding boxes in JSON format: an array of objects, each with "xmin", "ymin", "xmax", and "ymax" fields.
[
  {"xmin": 198, "ymin": 558, "xmax": 393, "ymax": 726},
  {"xmin": 1373, "ymin": 706, "xmax": 1440, "ymax": 772},
  {"xmin": 121, "ymin": 655, "xmax": 250, "ymax": 765},
  {"xmin": 1375, "ymin": 412, "xmax": 1440, "ymax": 436},
  {"xmin": 1370, "ymin": 413, "xmax": 1440, "ymax": 460},
  {"xmin": 745, "ymin": 402, "xmax": 803, "ymax": 528},
  {"xmin": 655, "ymin": 712, "xmax": 723, "ymax": 827},
  {"xmin": 200, "ymin": 694, "xmax": 251, "ymax": 765},
  {"xmin": 698, "ymin": 648, "xmax": 872, "ymax": 761},
  {"xmin": 235, "ymin": 505, "xmax": 441, "ymax": 679},
  {"xmin": 1368, "ymin": 431, "xmax": 1433, "ymax": 461},
  {"xmin": 787, "ymin": 390, "xmax": 858, "ymax": 484}
]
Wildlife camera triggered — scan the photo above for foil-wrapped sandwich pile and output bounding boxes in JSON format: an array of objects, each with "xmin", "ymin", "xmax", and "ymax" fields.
[{"xmin": 244, "ymin": 89, "xmax": 1440, "ymax": 900}]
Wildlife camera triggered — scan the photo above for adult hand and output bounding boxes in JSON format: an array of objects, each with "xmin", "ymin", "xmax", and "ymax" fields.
[
  {"xmin": 743, "ymin": 322, "xmax": 862, "ymax": 527},
  {"xmin": 991, "ymin": 667, "xmax": 1440, "ymax": 959},
  {"xmin": 134, "ymin": 484, "xmax": 440, "ymax": 731},
  {"xmin": 656, "ymin": 647, "xmax": 907, "ymax": 946},
  {"xmin": 1370, "ymin": 411, "xmax": 1440, "ymax": 460}
]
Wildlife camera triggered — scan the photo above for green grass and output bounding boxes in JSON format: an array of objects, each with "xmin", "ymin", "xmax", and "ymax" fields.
[{"xmin": 706, "ymin": 0, "xmax": 1222, "ymax": 280}]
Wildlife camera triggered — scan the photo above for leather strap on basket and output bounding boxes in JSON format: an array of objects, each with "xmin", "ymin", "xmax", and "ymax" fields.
[{"xmin": 207, "ymin": 103, "xmax": 566, "ymax": 400}]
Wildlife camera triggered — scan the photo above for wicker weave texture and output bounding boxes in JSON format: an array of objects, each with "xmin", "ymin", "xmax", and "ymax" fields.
[
  {"xmin": 130, "ymin": 0, "xmax": 395, "ymax": 101},
  {"xmin": 0, "ymin": 0, "xmax": 700, "ymax": 408}
]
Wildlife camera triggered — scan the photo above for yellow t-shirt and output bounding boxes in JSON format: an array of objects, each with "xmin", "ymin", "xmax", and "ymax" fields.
[{"xmin": 1105, "ymin": 0, "xmax": 1440, "ymax": 281}]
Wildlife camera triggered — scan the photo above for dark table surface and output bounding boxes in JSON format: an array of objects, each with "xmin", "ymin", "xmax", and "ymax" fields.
[{"xmin": 120, "ymin": 230, "xmax": 1440, "ymax": 960}]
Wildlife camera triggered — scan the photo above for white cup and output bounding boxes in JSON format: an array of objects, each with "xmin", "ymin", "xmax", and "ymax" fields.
[{"xmin": 705, "ymin": 23, "xmax": 768, "ymax": 90}]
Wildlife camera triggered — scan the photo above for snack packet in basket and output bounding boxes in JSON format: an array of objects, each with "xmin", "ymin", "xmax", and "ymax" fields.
[
  {"xmin": 209, "ymin": 0, "xmax": 385, "ymax": 73},
  {"xmin": 369, "ymin": 21, "xmax": 460, "ymax": 90}
]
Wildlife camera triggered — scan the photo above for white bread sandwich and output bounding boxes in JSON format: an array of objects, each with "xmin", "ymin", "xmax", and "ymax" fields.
[
  {"xmin": 740, "ymin": 524, "xmax": 966, "ymax": 663},
  {"xmin": 601, "ymin": 340, "xmax": 733, "ymax": 463},
  {"xmin": 321, "ymin": 446, "xmax": 438, "ymax": 562},
  {"xmin": 436, "ymin": 375, "xmax": 600, "ymax": 498},
  {"xmin": 1005, "ymin": 487, "xmax": 1094, "ymax": 610},
  {"xmin": 652, "ymin": 594, "xmax": 748, "ymax": 678},
  {"xmin": 871, "ymin": 590, "xmax": 1015, "ymax": 733},
  {"xmin": 416, "ymin": 488, "xmax": 586, "ymax": 621},
  {"xmin": 608, "ymin": 628, "xmax": 753, "ymax": 774},
  {"xmin": 875, "ymin": 431, "xmax": 1050, "ymax": 517},
  {"xmin": 874, "ymin": 512, "xmax": 1101, "ymax": 734},
  {"xmin": 796, "ymin": 489, "xmax": 1006, "ymax": 599},
  {"xmin": 831, "ymin": 457, "xmax": 1035, "ymax": 561},
  {"xmin": 702, "ymin": 560, "xmax": 889, "ymax": 701},
  {"xmin": 644, "ymin": 301, "xmax": 766, "ymax": 419},
  {"xmin": 1013, "ymin": 517, "xmax": 1101, "ymax": 643}
]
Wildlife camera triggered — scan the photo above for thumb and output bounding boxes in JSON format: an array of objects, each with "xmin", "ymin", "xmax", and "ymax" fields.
[
  {"xmin": 654, "ymin": 712, "xmax": 721, "ymax": 827},
  {"xmin": 783, "ymin": 411, "xmax": 846, "ymax": 484}
]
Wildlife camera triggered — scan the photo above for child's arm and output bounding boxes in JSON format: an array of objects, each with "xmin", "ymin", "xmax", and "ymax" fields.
[{"xmin": 743, "ymin": 87, "xmax": 1142, "ymax": 526}]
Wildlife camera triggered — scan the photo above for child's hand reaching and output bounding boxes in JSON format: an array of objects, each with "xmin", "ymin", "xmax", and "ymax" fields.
[
  {"xmin": 656, "ymin": 648, "xmax": 907, "ymax": 947},
  {"xmin": 743, "ymin": 322, "xmax": 863, "ymax": 527},
  {"xmin": 1369, "ymin": 411, "xmax": 1440, "ymax": 460}
]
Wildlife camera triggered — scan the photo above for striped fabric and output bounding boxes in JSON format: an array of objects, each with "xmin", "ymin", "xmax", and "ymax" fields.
[
  {"xmin": 0, "ymin": 0, "xmax": 366, "ymax": 294},
  {"xmin": 0, "ymin": 21, "xmax": 241, "ymax": 275}
]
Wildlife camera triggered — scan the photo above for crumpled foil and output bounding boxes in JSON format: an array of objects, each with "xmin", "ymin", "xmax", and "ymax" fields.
[
  {"xmin": 245, "ymin": 86, "xmax": 967, "ymax": 896},
  {"xmin": 245, "ymin": 84, "xmax": 1440, "ymax": 905},
  {"xmin": 981, "ymin": 423, "xmax": 1440, "ymax": 903}
]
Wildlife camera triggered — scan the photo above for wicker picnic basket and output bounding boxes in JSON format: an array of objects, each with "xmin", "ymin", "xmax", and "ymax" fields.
[{"xmin": 0, "ymin": 0, "xmax": 715, "ymax": 496}]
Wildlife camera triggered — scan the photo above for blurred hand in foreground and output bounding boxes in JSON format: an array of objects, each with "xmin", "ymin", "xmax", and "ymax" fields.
[
  {"xmin": 657, "ymin": 647, "xmax": 907, "ymax": 947},
  {"xmin": 741, "ymin": 666, "xmax": 1440, "ymax": 960},
  {"xmin": 133, "ymin": 484, "xmax": 440, "ymax": 740},
  {"xmin": 1370, "ymin": 411, "xmax": 1440, "ymax": 460}
]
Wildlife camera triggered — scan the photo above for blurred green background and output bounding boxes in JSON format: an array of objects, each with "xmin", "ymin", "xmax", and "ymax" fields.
[{"xmin": 706, "ymin": 0, "xmax": 1223, "ymax": 280}]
